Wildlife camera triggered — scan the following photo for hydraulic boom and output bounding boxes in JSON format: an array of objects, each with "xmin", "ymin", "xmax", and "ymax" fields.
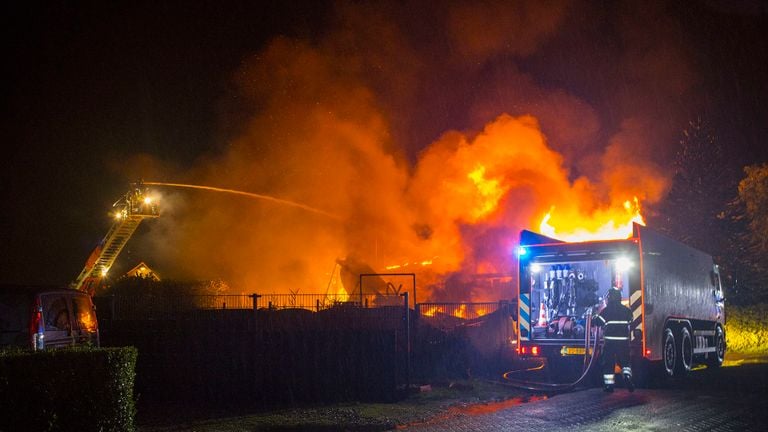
[{"xmin": 71, "ymin": 183, "xmax": 159, "ymax": 294}]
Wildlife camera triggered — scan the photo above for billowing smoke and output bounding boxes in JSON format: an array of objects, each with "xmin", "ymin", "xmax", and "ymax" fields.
[{"xmin": 123, "ymin": 1, "xmax": 697, "ymax": 301}]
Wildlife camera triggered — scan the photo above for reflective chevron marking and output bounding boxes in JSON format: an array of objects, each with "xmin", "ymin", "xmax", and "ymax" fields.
[
  {"xmin": 520, "ymin": 293, "xmax": 530, "ymax": 341},
  {"xmin": 630, "ymin": 288, "xmax": 642, "ymax": 340}
]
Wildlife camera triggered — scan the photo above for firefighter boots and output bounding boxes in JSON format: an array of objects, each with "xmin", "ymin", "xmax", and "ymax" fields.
[{"xmin": 624, "ymin": 373, "xmax": 635, "ymax": 392}]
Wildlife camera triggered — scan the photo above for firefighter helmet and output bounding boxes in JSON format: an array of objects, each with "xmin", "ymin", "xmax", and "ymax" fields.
[{"xmin": 606, "ymin": 287, "xmax": 622, "ymax": 303}]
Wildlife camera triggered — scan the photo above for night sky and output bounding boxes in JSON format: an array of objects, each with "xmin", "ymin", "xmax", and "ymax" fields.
[{"xmin": 3, "ymin": 0, "xmax": 768, "ymax": 289}]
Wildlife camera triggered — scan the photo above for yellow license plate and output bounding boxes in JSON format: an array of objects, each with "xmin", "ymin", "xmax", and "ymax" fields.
[{"xmin": 561, "ymin": 347, "xmax": 591, "ymax": 356}]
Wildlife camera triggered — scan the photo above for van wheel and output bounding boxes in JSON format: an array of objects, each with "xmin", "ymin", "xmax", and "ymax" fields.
[
  {"xmin": 677, "ymin": 327, "xmax": 693, "ymax": 375},
  {"xmin": 707, "ymin": 326, "xmax": 725, "ymax": 368},
  {"xmin": 662, "ymin": 327, "xmax": 676, "ymax": 377}
]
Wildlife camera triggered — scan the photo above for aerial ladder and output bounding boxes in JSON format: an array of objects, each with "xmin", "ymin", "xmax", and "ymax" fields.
[{"xmin": 71, "ymin": 182, "xmax": 159, "ymax": 295}]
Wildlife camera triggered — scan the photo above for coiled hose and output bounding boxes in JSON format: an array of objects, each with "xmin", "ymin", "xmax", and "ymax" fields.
[{"xmin": 501, "ymin": 308, "xmax": 602, "ymax": 392}]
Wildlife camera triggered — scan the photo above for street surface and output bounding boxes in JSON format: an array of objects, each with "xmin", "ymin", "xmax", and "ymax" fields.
[{"xmin": 395, "ymin": 361, "xmax": 768, "ymax": 431}]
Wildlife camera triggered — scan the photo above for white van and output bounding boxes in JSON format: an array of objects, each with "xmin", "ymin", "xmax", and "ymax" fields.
[{"xmin": 0, "ymin": 285, "xmax": 99, "ymax": 350}]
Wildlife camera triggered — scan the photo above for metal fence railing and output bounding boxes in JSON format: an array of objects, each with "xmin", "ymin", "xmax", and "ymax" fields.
[
  {"xmin": 101, "ymin": 294, "xmax": 256, "ymax": 320},
  {"xmin": 99, "ymin": 293, "xmax": 408, "ymax": 320},
  {"xmin": 256, "ymin": 293, "xmax": 403, "ymax": 311},
  {"xmin": 99, "ymin": 293, "xmax": 514, "ymax": 324}
]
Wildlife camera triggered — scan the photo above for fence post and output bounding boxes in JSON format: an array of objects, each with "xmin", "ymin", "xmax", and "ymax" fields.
[
  {"xmin": 500, "ymin": 300, "xmax": 509, "ymax": 348},
  {"xmin": 251, "ymin": 294, "xmax": 261, "ymax": 312},
  {"xmin": 359, "ymin": 274, "xmax": 363, "ymax": 308},
  {"xmin": 401, "ymin": 292, "xmax": 411, "ymax": 392},
  {"xmin": 316, "ymin": 299, "xmax": 320, "ymax": 312}
]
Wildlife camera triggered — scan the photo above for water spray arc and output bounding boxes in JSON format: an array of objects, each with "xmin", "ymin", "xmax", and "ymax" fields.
[{"xmin": 143, "ymin": 182, "xmax": 341, "ymax": 220}]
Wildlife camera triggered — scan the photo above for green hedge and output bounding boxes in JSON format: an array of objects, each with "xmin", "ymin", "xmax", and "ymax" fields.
[{"xmin": 0, "ymin": 346, "xmax": 137, "ymax": 432}]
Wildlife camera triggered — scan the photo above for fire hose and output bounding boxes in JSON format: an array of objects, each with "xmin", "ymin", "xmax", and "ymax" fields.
[{"xmin": 500, "ymin": 307, "xmax": 602, "ymax": 392}]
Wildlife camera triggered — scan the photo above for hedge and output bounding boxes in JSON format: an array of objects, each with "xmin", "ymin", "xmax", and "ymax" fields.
[
  {"xmin": 726, "ymin": 304, "xmax": 768, "ymax": 357},
  {"xmin": 0, "ymin": 346, "xmax": 137, "ymax": 432}
]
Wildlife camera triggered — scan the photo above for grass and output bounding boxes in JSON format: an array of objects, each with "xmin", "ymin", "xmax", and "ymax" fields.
[{"xmin": 137, "ymin": 379, "xmax": 531, "ymax": 432}]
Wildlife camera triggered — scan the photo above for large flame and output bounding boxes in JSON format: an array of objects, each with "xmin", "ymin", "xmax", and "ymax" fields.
[{"xmin": 539, "ymin": 197, "xmax": 646, "ymax": 242}]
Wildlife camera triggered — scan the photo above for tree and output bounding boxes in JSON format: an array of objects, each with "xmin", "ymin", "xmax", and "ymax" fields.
[
  {"xmin": 653, "ymin": 118, "xmax": 737, "ymax": 257},
  {"xmin": 649, "ymin": 118, "xmax": 768, "ymax": 303},
  {"xmin": 739, "ymin": 164, "xmax": 768, "ymax": 252},
  {"xmin": 727, "ymin": 164, "xmax": 768, "ymax": 303}
]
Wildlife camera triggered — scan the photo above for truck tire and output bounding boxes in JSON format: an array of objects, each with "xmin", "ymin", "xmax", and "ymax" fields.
[
  {"xmin": 662, "ymin": 327, "xmax": 676, "ymax": 377},
  {"xmin": 677, "ymin": 327, "xmax": 693, "ymax": 374},
  {"xmin": 707, "ymin": 326, "xmax": 725, "ymax": 368}
]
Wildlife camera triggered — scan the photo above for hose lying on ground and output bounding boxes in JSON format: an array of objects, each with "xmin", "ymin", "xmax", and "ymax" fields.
[{"xmin": 501, "ymin": 310, "xmax": 602, "ymax": 393}]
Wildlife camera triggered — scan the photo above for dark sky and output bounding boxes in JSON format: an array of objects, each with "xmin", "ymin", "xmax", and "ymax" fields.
[{"xmin": 3, "ymin": 0, "xmax": 768, "ymax": 288}]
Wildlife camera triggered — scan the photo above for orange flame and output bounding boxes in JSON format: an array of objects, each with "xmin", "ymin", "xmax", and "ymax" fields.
[
  {"xmin": 384, "ymin": 258, "xmax": 436, "ymax": 271},
  {"xmin": 335, "ymin": 285, "xmax": 350, "ymax": 303},
  {"xmin": 539, "ymin": 196, "xmax": 645, "ymax": 242},
  {"xmin": 453, "ymin": 303, "xmax": 467, "ymax": 318}
]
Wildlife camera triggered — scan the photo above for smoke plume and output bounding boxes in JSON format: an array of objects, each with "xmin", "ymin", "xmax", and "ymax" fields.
[{"xmin": 123, "ymin": 1, "xmax": 697, "ymax": 301}]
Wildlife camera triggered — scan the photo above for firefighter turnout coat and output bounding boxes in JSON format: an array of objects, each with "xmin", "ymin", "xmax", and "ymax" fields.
[{"xmin": 594, "ymin": 297, "xmax": 633, "ymax": 387}]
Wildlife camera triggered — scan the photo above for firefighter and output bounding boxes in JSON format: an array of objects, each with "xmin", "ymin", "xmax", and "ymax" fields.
[{"xmin": 593, "ymin": 287, "xmax": 634, "ymax": 393}]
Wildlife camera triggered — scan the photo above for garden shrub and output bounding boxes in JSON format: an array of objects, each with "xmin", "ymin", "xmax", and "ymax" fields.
[{"xmin": 0, "ymin": 346, "xmax": 137, "ymax": 432}]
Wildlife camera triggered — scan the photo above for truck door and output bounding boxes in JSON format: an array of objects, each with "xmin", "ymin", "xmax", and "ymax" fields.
[{"xmin": 41, "ymin": 294, "xmax": 74, "ymax": 348}]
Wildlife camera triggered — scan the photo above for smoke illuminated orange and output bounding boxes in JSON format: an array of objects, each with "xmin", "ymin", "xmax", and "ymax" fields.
[{"xmin": 467, "ymin": 165, "xmax": 508, "ymax": 221}]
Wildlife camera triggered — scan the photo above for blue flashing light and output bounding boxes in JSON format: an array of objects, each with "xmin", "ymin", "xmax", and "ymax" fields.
[{"xmin": 517, "ymin": 246, "xmax": 528, "ymax": 257}]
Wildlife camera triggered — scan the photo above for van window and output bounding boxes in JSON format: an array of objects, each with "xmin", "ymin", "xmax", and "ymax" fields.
[
  {"xmin": 43, "ymin": 296, "xmax": 70, "ymax": 331},
  {"xmin": 72, "ymin": 296, "xmax": 97, "ymax": 332}
]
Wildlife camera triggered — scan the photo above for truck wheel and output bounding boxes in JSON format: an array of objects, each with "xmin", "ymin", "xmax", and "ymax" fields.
[
  {"xmin": 662, "ymin": 327, "xmax": 676, "ymax": 377},
  {"xmin": 677, "ymin": 327, "xmax": 693, "ymax": 374},
  {"xmin": 707, "ymin": 326, "xmax": 725, "ymax": 368}
]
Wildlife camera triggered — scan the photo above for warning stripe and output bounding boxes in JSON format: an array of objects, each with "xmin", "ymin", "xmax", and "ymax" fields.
[
  {"xmin": 519, "ymin": 294, "xmax": 530, "ymax": 341},
  {"xmin": 630, "ymin": 288, "xmax": 642, "ymax": 340}
]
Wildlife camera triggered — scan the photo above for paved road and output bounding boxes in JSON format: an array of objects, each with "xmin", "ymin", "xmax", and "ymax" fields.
[{"xmin": 396, "ymin": 362, "xmax": 768, "ymax": 431}]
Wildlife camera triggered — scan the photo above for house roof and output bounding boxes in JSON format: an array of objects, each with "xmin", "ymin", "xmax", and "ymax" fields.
[{"xmin": 124, "ymin": 261, "xmax": 160, "ymax": 280}]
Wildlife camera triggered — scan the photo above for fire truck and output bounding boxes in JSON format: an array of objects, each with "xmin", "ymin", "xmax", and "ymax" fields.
[
  {"xmin": 516, "ymin": 222, "xmax": 726, "ymax": 384},
  {"xmin": 70, "ymin": 183, "xmax": 159, "ymax": 294}
]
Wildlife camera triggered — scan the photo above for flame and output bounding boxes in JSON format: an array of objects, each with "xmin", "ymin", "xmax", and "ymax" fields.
[
  {"xmin": 384, "ymin": 258, "xmax": 436, "ymax": 271},
  {"xmin": 539, "ymin": 196, "xmax": 645, "ymax": 242},
  {"xmin": 336, "ymin": 285, "xmax": 349, "ymax": 303},
  {"xmin": 475, "ymin": 306, "xmax": 491, "ymax": 317},
  {"xmin": 453, "ymin": 303, "xmax": 467, "ymax": 318},
  {"xmin": 422, "ymin": 306, "xmax": 442, "ymax": 317}
]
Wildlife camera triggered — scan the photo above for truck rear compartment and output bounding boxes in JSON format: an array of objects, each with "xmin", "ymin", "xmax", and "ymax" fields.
[{"xmin": 528, "ymin": 258, "xmax": 631, "ymax": 342}]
